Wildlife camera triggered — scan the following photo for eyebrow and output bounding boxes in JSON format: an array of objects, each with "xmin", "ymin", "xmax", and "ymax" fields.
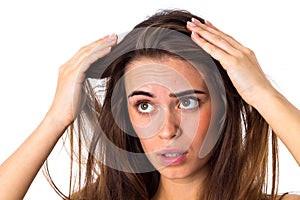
[
  {"xmin": 128, "ymin": 91, "xmax": 155, "ymax": 98},
  {"xmin": 127, "ymin": 89, "xmax": 205, "ymax": 99},
  {"xmin": 169, "ymin": 90, "xmax": 206, "ymax": 98}
]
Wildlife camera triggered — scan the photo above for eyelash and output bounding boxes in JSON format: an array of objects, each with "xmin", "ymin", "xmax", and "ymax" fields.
[
  {"xmin": 134, "ymin": 100, "xmax": 154, "ymax": 115},
  {"xmin": 177, "ymin": 96, "xmax": 201, "ymax": 111},
  {"xmin": 134, "ymin": 96, "xmax": 202, "ymax": 115}
]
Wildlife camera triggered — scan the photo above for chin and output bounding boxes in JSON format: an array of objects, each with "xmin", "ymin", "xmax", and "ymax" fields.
[
  {"xmin": 157, "ymin": 158, "xmax": 210, "ymax": 182},
  {"xmin": 158, "ymin": 165, "xmax": 195, "ymax": 180}
]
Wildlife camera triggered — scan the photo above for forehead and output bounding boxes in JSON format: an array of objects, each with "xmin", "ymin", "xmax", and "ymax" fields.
[{"xmin": 124, "ymin": 56, "xmax": 206, "ymax": 93}]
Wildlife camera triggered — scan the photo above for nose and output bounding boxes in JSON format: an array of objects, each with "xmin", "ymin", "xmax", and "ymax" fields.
[{"xmin": 158, "ymin": 109, "xmax": 182, "ymax": 140}]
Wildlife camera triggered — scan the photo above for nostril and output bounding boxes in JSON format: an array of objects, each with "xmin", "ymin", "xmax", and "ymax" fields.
[
  {"xmin": 170, "ymin": 127, "xmax": 183, "ymax": 139},
  {"xmin": 158, "ymin": 123, "xmax": 182, "ymax": 140}
]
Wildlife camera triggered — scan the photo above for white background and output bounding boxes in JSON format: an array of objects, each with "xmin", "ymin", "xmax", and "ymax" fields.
[{"xmin": 0, "ymin": 0, "xmax": 299, "ymax": 199}]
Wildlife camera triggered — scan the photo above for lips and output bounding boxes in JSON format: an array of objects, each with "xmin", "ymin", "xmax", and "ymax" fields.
[{"xmin": 157, "ymin": 148, "xmax": 187, "ymax": 166}]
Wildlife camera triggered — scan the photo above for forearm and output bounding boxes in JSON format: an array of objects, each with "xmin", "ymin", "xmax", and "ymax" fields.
[
  {"xmin": 0, "ymin": 114, "xmax": 67, "ymax": 200},
  {"xmin": 253, "ymin": 89, "xmax": 300, "ymax": 166}
]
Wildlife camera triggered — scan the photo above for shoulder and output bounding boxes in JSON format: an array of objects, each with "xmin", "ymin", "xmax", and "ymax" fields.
[
  {"xmin": 285, "ymin": 195, "xmax": 300, "ymax": 200},
  {"xmin": 279, "ymin": 194, "xmax": 300, "ymax": 200}
]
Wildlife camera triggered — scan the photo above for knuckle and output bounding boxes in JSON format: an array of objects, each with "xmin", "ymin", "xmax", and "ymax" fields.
[
  {"xmin": 235, "ymin": 50, "xmax": 244, "ymax": 58},
  {"xmin": 235, "ymin": 48, "xmax": 247, "ymax": 59},
  {"xmin": 78, "ymin": 45, "xmax": 93, "ymax": 56},
  {"xmin": 244, "ymin": 47, "xmax": 255, "ymax": 56},
  {"xmin": 212, "ymin": 35, "xmax": 223, "ymax": 43},
  {"xmin": 77, "ymin": 46, "xmax": 85, "ymax": 54},
  {"xmin": 209, "ymin": 46, "xmax": 216, "ymax": 56},
  {"xmin": 78, "ymin": 47, "xmax": 89, "ymax": 56},
  {"xmin": 194, "ymin": 26, "xmax": 203, "ymax": 34},
  {"xmin": 234, "ymin": 47, "xmax": 255, "ymax": 61},
  {"xmin": 207, "ymin": 46, "xmax": 218, "ymax": 57},
  {"xmin": 226, "ymin": 33, "xmax": 234, "ymax": 40},
  {"xmin": 58, "ymin": 65, "xmax": 67, "ymax": 76},
  {"xmin": 202, "ymin": 42, "xmax": 212, "ymax": 52}
]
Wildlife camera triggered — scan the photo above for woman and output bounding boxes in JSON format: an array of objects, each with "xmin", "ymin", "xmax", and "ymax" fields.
[{"xmin": 0, "ymin": 9, "xmax": 299, "ymax": 200}]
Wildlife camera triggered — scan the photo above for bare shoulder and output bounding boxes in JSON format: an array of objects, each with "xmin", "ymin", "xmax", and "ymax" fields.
[{"xmin": 282, "ymin": 194, "xmax": 300, "ymax": 200}]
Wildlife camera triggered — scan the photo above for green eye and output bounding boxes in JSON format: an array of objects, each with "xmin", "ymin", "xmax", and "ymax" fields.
[
  {"xmin": 138, "ymin": 102, "xmax": 154, "ymax": 113},
  {"xmin": 179, "ymin": 97, "xmax": 199, "ymax": 110}
]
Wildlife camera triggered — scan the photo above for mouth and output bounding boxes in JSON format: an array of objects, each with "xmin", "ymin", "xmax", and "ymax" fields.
[
  {"xmin": 161, "ymin": 152, "xmax": 185, "ymax": 157},
  {"xmin": 157, "ymin": 148, "xmax": 188, "ymax": 166}
]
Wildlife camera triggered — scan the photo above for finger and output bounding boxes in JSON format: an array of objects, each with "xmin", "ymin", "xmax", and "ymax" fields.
[
  {"xmin": 188, "ymin": 18, "xmax": 243, "ymax": 53},
  {"xmin": 83, "ymin": 34, "xmax": 118, "ymax": 55},
  {"xmin": 204, "ymin": 20, "xmax": 220, "ymax": 31},
  {"xmin": 190, "ymin": 31, "xmax": 233, "ymax": 71},
  {"xmin": 77, "ymin": 34, "xmax": 114, "ymax": 53},
  {"xmin": 187, "ymin": 21, "xmax": 238, "ymax": 56},
  {"xmin": 78, "ymin": 45, "xmax": 112, "ymax": 74},
  {"xmin": 71, "ymin": 34, "xmax": 118, "ymax": 69},
  {"xmin": 192, "ymin": 18, "xmax": 243, "ymax": 48},
  {"xmin": 60, "ymin": 34, "xmax": 117, "ymax": 78}
]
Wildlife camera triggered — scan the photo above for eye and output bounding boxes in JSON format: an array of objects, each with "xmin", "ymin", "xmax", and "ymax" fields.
[
  {"xmin": 178, "ymin": 97, "xmax": 199, "ymax": 110},
  {"xmin": 137, "ymin": 102, "xmax": 154, "ymax": 114}
]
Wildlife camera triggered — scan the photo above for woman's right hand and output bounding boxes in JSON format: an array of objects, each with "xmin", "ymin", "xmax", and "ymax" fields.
[
  {"xmin": 0, "ymin": 34, "xmax": 118, "ymax": 200},
  {"xmin": 47, "ymin": 34, "xmax": 118, "ymax": 129}
]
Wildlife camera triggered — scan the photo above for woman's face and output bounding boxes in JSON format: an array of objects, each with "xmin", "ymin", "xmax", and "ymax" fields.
[{"xmin": 124, "ymin": 56, "xmax": 211, "ymax": 180}]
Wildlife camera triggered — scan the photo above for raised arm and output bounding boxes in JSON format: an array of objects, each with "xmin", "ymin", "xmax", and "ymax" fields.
[
  {"xmin": 187, "ymin": 18, "xmax": 300, "ymax": 166},
  {"xmin": 0, "ymin": 34, "xmax": 117, "ymax": 200}
]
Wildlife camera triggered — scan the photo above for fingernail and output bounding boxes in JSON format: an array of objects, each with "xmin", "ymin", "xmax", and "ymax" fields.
[
  {"xmin": 205, "ymin": 20, "xmax": 213, "ymax": 26},
  {"xmin": 104, "ymin": 46, "xmax": 112, "ymax": 51},
  {"xmin": 192, "ymin": 31, "xmax": 200, "ymax": 39},
  {"xmin": 187, "ymin": 21, "xmax": 197, "ymax": 27},
  {"xmin": 191, "ymin": 18, "xmax": 202, "ymax": 25},
  {"xmin": 108, "ymin": 33, "xmax": 117, "ymax": 41}
]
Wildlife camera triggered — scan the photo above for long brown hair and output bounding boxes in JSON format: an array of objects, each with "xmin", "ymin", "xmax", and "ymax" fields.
[{"xmin": 45, "ymin": 9, "xmax": 279, "ymax": 200}]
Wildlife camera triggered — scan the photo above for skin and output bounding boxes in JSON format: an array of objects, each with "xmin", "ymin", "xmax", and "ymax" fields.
[
  {"xmin": 125, "ymin": 57, "xmax": 211, "ymax": 200},
  {"xmin": 0, "ymin": 34, "xmax": 118, "ymax": 199},
  {"xmin": 0, "ymin": 18, "xmax": 299, "ymax": 200},
  {"xmin": 187, "ymin": 18, "xmax": 300, "ymax": 166}
]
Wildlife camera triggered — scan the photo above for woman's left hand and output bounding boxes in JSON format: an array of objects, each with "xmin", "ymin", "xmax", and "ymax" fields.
[
  {"xmin": 187, "ymin": 18, "xmax": 300, "ymax": 166},
  {"xmin": 186, "ymin": 18, "xmax": 275, "ymax": 106}
]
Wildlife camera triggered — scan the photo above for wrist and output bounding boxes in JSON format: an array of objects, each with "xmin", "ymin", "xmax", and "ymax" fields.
[
  {"xmin": 42, "ymin": 110, "xmax": 71, "ymax": 138},
  {"xmin": 246, "ymin": 83, "xmax": 279, "ymax": 110},
  {"xmin": 250, "ymin": 86, "xmax": 287, "ymax": 119}
]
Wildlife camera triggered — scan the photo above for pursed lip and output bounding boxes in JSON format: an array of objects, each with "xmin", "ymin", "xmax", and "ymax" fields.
[{"xmin": 157, "ymin": 147, "xmax": 188, "ymax": 166}]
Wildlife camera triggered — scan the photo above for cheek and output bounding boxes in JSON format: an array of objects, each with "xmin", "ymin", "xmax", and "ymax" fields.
[
  {"xmin": 127, "ymin": 109, "xmax": 154, "ymax": 152},
  {"xmin": 199, "ymin": 104, "xmax": 211, "ymax": 132},
  {"xmin": 182, "ymin": 102, "xmax": 211, "ymax": 149},
  {"xmin": 194, "ymin": 104, "xmax": 212, "ymax": 149},
  {"xmin": 127, "ymin": 106, "xmax": 162, "ymax": 154},
  {"xmin": 127, "ymin": 105, "xmax": 165, "ymax": 139},
  {"xmin": 127, "ymin": 107, "xmax": 153, "ymax": 141},
  {"xmin": 127, "ymin": 103, "xmax": 154, "ymax": 127}
]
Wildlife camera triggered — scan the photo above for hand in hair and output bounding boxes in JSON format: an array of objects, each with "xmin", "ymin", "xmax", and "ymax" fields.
[
  {"xmin": 187, "ymin": 18, "xmax": 273, "ymax": 106},
  {"xmin": 48, "ymin": 34, "xmax": 118, "ymax": 128},
  {"xmin": 187, "ymin": 18, "xmax": 300, "ymax": 166},
  {"xmin": 0, "ymin": 34, "xmax": 118, "ymax": 200}
]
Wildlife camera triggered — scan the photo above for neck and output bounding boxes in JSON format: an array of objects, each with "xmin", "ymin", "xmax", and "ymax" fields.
[{"xmin": 152, "ymin": 166, "xmax": 209, "ymax": 200}]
